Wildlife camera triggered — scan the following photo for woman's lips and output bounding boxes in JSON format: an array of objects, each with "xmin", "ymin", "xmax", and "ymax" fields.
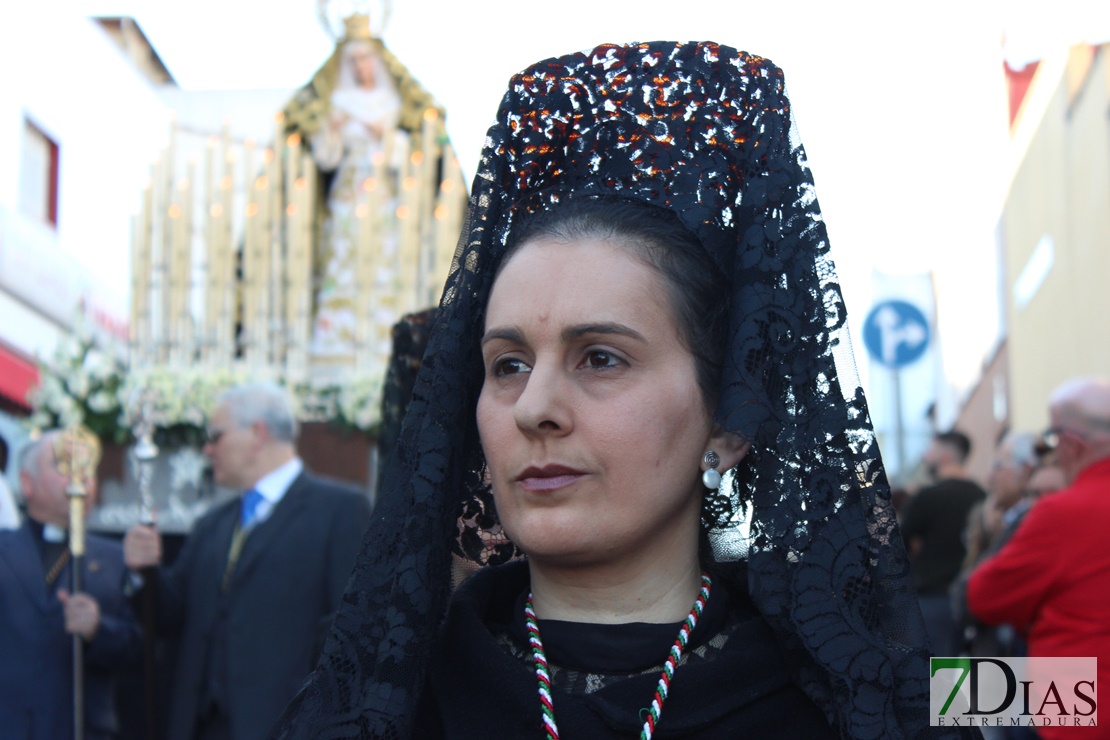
[{"xmin": 517, "ymin": 465, "xmax": 585, "ymax": 492}]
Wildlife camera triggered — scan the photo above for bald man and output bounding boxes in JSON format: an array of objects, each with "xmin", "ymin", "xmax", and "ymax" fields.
[
  {"xmin": 0, "ymin": 431, "xmax": 141, "ymax": 739},
  {"xmin": 968, "ymin": 377, "xmax": 1110, "ymax": 740}
]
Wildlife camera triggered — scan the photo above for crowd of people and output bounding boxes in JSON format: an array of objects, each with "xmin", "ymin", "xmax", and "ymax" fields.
[
  {"xmin": 898, "ymin": 377, "xmax": 1110, "ymax": 740},
  {"xmin": 1, "ymin": 39, "xmax": 1107, "ymax": 740}
]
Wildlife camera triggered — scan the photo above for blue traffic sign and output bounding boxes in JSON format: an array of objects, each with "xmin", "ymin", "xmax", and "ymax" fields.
[{"xmin": 862, "ymin": 300, "xmax": 930, "ymax": 369}]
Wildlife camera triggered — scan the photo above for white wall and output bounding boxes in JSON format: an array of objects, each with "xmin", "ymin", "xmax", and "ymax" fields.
[{"xmin": 0, "ymin": 7, "xmax": 174, "ymax": 328}]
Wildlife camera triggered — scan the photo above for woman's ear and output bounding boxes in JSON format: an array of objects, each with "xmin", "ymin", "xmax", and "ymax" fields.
[{"xmin": 706, "ymin": 424, "xmax": 751, "ymax": 471}]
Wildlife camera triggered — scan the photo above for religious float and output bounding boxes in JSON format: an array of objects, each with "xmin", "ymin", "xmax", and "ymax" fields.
[{"xmin": 28, "ymin": 1, "xmax": 466, "ymax": 533}]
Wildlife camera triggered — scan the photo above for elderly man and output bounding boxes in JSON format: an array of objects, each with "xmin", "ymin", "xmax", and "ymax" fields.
[
  {"xmin": 980, "ymin": 431, "xmax": 1040, "ymax": 551},
  {"xmin": 0, "ymin": 431, "xmax": 141, "ymax": 739},
  {"xmin": 901, "ymin": 430, "xmax": 987, "ymax": 656},
  {"xmin": 952, "ymin": 432, "xmax": 1038, "ymax": 658},
  {"xmin": 968, "ymin": 377, "xmax": 1110, "ymax": 740},
  {"xmin": 124, "ymin": 382, "xmax": 372, "ymax": 740}
]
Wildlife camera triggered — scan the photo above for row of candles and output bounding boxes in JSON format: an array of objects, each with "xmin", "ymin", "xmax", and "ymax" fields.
[{"xmin": 129, "ymin": 106, "xmax": 467, "ymax": 384}]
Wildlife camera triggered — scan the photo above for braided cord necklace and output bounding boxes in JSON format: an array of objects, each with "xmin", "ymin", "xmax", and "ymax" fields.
[{"xmin": 524, "ymin": 572, "xmax": 712, "ymax": 740}]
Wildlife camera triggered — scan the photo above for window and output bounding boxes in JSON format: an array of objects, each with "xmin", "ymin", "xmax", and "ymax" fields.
[{"xmin": 19, "ymin": 119, "xmax": 60, "ymax": 228}]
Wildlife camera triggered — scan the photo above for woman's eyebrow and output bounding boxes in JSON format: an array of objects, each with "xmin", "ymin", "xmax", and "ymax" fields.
[
  {"xmin": 562, "ymin": 323, "xmax": 645, "ymax": 342},
  {"xmin": 480, "ymin": 323, "xmax": 645, "ymax": 346},
  {"xmin": 480, "ymin": 326, "xmax": 524, "ymax": 346}
]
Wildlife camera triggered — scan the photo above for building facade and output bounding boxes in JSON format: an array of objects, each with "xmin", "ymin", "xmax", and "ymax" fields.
[
  {"xmin": 0, "ymin": 10, "xmax": 170, "ymax": 487},
  {"xmin": 999, "ymin": 44, "xmax": 1110, "ymax": 431}
]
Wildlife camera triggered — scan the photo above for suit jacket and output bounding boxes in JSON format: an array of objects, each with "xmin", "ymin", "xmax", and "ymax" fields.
[
  {"xmin": 156, "ymin": 470, "xmax": 371, "ymax": 740},
  {"xmin": 0, "ymin": 522, "xmax": 141, "ymax": 740},
  {"xmin": 968, "ymin": 458, "xmax": 1110, "ymax": 740}
]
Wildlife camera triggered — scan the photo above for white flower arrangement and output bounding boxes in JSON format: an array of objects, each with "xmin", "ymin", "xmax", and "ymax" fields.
[
  {"xmin": 30, "ymin": 324, "xmax": 384, "ymax": 445},
  {"xmin": 116, "ymin": 365, "xmax": 259, "ymax": 447},
  {"xmin": 295, "ymin": 375, "xmax": 384, "ymax": 437},
  {"xmin": 27, "ymin": 317, "xmax": 130, "ymax": 443}
]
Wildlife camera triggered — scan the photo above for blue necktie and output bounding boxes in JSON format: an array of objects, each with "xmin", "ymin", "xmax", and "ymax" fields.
[{"xmin": 240, "ymin": 489, "xmax": 265, "ymax": 529}]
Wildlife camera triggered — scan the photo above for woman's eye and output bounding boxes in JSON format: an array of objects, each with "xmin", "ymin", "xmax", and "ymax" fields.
[
  {"xmin": 584, "ymin": 350, "xmax": 620, "ymax": 369},
  {"xmin": 493, "ymin": 357, "xmax": 530, "ymax": 376}
]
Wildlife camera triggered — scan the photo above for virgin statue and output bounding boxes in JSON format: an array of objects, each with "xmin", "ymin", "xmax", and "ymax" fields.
[{"xmin": 282, "ymin": 14, "xmax": 444, "ymax": 382}]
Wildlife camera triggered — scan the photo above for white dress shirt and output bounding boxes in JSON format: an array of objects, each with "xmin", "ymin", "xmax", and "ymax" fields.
[{"xmin": 247, "ymin": 457, "xmax": 304, "ymax": 527}]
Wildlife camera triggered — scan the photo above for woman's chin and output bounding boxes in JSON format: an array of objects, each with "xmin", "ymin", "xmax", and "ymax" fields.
[
  {"xmin": 516, "ymin": 534, "xmax": 623, "ymax": 570},
  {"xmin": 506, "ymin": 515, "xmax": 599, "ymax": 562}
]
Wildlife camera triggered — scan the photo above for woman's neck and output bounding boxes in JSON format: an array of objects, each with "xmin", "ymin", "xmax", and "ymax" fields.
[{"xmin": 527, "ymin": 551, "xmax": 703, "ymax": 624}]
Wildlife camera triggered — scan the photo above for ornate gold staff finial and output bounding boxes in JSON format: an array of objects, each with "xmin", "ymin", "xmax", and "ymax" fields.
[
  {"xmin": 53, "ymin": 424, "xmax": 101, "ymax": 740},
  {"xmin": 53, "ymin": 425, "xmax": 102, "ymax": 559}
]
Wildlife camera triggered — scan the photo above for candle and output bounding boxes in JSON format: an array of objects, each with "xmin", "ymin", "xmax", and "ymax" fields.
[
  {"xmin": 256, "ymin": 152, "xmax": 273, "ymax": 366},
  {"xmin": 243, "ymin": 140, "xmax": 258, "ymax": 367},
  {"xmin": 135, "ymin": 178, "xmax": 154, "ymax": 367},
  {"xmin": 156, "ymin": 151, "xmax": 170, "ymax": 364},
  {"xmin": 219, "ymin": 126, "xmax": 234, "ymax": 363},
  {"xmin": 283, "ymin": 133, "xmax": 302, "ymax": 382},
  {"xmin": 178, "ymin": 160, "xmax": 196, "ymax": 365},
  {"xmin": 397, "ymin": 143, "xmax": 418, "ymax": 317},
  {"xmin": 300, "ymin": 151, "xmax": 315, "ymax": 357},
  {"xmin": 417, "ymin": 109, "xmax": 439, "ymax": 306},
  {"xmin": 203, "ymin": 138, "xmax": 217, "ymax": 362},
  {"xmin": 268, "ymin": 137, "xmax": 285, "ymax": 366}
]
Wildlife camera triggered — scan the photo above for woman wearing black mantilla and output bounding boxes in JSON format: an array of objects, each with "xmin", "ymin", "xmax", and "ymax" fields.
[{"xmin": 275, "ymin": 41, "xmax": 978, "ymax": 739}]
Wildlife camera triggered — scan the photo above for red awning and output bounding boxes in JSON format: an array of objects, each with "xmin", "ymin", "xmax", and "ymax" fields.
[{"xmin": 0, "ymin": 346, "xmax": 38, "ymax": 409}]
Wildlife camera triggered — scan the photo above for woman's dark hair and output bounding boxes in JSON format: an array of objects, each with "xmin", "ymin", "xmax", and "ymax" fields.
[{"xmin": 502, "ymin": 197, "xmax": 730, "ymax": 411}]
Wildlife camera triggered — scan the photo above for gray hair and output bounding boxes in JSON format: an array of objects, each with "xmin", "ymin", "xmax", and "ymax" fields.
[
  {"xmin": 1002, "ymin": 431, "xmax": 1039, "ymax": 467},
  {"xmin": 1050, "ymin": 376, "xmax": 1110, "ymax": 437},
  {"xmin": 217, "ymin": 382, "xmax": 299, "ymax": 442}
]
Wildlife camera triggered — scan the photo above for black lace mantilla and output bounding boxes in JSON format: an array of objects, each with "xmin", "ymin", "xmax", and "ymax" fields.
[{"xmin": 275, "ymin": 41, "xmax": 970, "ymax": 739}]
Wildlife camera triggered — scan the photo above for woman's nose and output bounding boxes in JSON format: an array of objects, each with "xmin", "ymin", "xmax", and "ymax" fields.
[{"xmin": 512, "ymin": 360, "xmax": 572, "ymax": 435}]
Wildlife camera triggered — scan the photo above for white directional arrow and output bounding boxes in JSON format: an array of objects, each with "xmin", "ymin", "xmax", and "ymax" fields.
[{"xmin": 874, "ymin": 305, "xmax": 928, "ymax": 365}]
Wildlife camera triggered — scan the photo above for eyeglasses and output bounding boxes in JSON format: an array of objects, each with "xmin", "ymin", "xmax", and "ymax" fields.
[
  {"xmin": 1039, "ymin": 428, "xmax": 1060, "ymax": 452},
  {"xmin": 1040, "ymin": 426, "xmax": 1089, "ymax": 452},
  {"xmin": 205, "ymin": 428, "xmax": 228, "ymax": 445}
]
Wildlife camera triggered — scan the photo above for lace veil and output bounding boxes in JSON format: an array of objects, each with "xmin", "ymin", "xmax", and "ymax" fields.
[{"xmin": 276, "ymin": 41, "xmax": 950, "ymax": 739}]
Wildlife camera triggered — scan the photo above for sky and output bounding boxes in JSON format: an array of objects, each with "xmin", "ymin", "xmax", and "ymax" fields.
[
  {"xmin": 76, "ymin": 0, "xmax": 1107, "ymax": 276},
  {"xmin": 35, "ymin": 0, "xmax": 1110, "ymax": 408}
]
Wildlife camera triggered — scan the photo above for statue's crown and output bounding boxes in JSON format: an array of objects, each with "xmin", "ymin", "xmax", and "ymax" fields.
[{"xmin": 343, "ymin": 13, "xmax": 373, "ymax": 40}]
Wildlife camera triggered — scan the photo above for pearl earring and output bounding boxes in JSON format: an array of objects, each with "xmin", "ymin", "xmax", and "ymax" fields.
[{"xmin": 702, "ymin": 450, "xmax": 722, "ymax": 489}]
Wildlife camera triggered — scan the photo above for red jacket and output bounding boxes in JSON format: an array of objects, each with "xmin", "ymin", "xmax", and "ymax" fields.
[{"xmin": 968, "ymin": 457, "xmax": 1110, "ymax": 739}]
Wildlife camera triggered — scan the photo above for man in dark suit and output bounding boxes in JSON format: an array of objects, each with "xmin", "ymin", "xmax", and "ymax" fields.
[
  {"xmin": 124, "ymin": 382, "xmax": 372, "ymax": 740},
  {"xmin": 0, "ymin": 431, "xmax": 141, "ymax": 739}
]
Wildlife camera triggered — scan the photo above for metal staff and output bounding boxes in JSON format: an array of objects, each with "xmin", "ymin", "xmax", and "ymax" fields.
[
  {"xmin": 54, "ymin": 426, "xmax": 101, "ymax": 740},
  {"xmin": 131, "ymin": 401, "xmax": 161, "ymax": 740}
]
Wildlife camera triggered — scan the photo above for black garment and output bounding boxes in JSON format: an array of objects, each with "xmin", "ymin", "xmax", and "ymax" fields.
[
  {"xmin": 0, "ymin": 522, "xmax": 142, "ymax": 739},
  {"xmin": 901, "ymin": 479, "xmax": 987, "ymax": 594},
  {"xmin": 413, "ymin": 560, "xmax": 836, "ymax": 739},
  {"xmin": 378, "ymin": 307, "xmax": 437, "ymax": 489}
]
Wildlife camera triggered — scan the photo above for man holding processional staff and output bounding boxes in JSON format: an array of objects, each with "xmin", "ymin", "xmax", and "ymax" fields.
[{"xmin": 0, "ymin": 427, "xmax": 141, "ymax": 739}]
